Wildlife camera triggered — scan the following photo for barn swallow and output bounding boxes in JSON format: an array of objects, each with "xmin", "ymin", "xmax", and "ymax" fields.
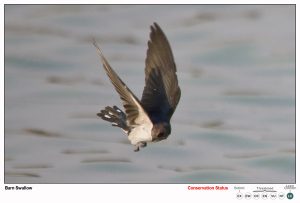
[{"xmin": 93, "ymin": 22, "xmax": 181, "ymax": 152}]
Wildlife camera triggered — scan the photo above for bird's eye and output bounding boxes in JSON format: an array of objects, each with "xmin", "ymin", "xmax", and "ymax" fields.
[{"xmin": 158, "ymin": 133, "xmax": 164, "ymax": 138}]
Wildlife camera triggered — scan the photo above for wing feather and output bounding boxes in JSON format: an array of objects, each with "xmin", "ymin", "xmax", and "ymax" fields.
[
  {"xmin": 141, "ymin": 23, "xmax": 181, "ymax": 121},
  {"xmin": 93, "ymin": 40, "xmax": 152, "ymax": 127}
]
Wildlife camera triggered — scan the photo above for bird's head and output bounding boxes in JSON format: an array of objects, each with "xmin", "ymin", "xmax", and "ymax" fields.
[{"xmin": 151, "ymin": 122, "xmax": 171, "ymax": 142}]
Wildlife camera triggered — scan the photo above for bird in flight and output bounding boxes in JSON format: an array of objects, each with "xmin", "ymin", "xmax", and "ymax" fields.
[{"xmin": 93, "ymin": 22, "xmax": 181, "ymax": 152}]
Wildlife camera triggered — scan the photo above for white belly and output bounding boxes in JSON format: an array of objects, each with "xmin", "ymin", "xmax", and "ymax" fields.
[{"xmin": 128, "ymin": 124, "xmax": 153, "ymax": 145}]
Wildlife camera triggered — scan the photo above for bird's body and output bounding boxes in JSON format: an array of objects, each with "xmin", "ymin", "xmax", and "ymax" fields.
[{"xmin": 93, "ymin": 23, "xmax": 181, "ymax": 151}]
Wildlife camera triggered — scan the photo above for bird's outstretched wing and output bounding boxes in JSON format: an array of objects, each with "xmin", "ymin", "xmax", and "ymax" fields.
[
  {"xmin": 141, "ymin": 23, "xmax": 181, "ymax": 122},
  {"xmin": 93, "ymin": 40, "xmax": 152, "ymax": 127}
]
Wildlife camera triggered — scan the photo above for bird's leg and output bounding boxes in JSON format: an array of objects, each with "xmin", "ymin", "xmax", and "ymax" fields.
[
  {"xmin": 140, "ymin": 142, "xmax": 147, "ymax": 148},
  {"xmin": 133, "ymin": 142, "xmax": 147, "ymax": 152},
  {"xmin": 134, "ymin": 145, "xmax": 140, "ymax": 152}
]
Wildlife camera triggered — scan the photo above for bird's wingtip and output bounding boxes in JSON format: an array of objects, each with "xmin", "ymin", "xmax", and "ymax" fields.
[
  {"xmin": 92, "ymin": 38, "xmax": 102, "ymax": 53},
  {"xmin": 92, "ymin": 38, "xmax": 108, "ymax": 66}
]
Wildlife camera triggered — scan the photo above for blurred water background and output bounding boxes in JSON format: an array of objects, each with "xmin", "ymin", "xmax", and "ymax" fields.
[{"xmin": 5, "ymin": 5, "xmax": 295, "ymax": 183}]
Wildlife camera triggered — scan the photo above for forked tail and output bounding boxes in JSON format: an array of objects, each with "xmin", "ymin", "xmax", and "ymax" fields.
[{"xmin": 97, "ymin": 106, "xmax": 130, "ymax": 134}]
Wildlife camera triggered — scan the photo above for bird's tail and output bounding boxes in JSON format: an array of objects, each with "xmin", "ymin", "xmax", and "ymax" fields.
[{"xmin": 97, "ymin": 106, "xmax": 130, "ymax": 134}]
